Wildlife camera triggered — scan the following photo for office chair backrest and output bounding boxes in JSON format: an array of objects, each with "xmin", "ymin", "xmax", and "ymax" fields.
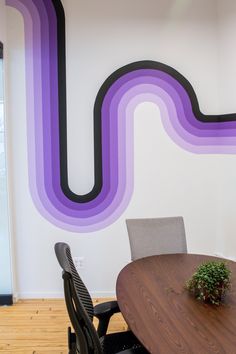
[
  {"xmin": 55, "ymin": 242, "xmax": 102, "ymax": 354},
  {"xmin": 126, "ymin": 217, "xmax": 187, "ymax": 261}
]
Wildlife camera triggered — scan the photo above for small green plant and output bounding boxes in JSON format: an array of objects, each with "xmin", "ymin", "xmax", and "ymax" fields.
[{"xmin": 186, "ymin": 261, "xmax": 231, "ymax": 305}]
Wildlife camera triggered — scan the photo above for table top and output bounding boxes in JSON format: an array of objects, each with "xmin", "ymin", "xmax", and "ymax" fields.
[{"xmin": 116, "ymin": 254, "xmax": 236, "ymax": 354}]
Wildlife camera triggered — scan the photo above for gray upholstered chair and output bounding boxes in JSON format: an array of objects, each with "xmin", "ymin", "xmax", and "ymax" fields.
[{"xmin": 126, "ymin": 216, "xmax": 187, "ymax": 261}]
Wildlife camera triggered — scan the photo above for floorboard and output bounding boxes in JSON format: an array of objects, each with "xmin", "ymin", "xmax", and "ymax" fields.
[{"xmin": 0, "ymin": 298, "xmax": 127, "ymax": 354}]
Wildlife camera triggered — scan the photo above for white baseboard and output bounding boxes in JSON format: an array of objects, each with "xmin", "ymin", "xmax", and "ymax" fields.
[
  {"xmin": 15, "ymin": 290, "xmax": 116, "ymax": 300},
  {"xmin": 16, "ymin": 292, "xmax": 64, "ymax": 299},
  {"xmin": 90, "ymin": 291, "xmax": 116, "ymax": 298}
]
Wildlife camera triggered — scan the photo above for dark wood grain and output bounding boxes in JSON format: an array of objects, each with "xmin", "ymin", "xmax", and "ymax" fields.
[{"xmin": 116, "ymin": 254, "xmax": 236, "ymax": 354}]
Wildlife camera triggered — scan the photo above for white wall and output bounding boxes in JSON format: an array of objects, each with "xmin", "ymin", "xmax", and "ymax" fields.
[
  {"xmin": 215, "ymin": 1, "xmax": 236, "ymax": 259},
  {"xmin": 5, "ymin": 0, "xmax": 236, "ymax": 298},
  {"xmin": 0, "ymin": 1, "xmax": 5, "ymax": 43}
]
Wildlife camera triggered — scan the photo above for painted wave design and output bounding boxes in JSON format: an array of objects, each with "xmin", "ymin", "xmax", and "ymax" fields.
[{"xmin": 6, "ymin": 0, "xmax": 236, "ymax": 232}]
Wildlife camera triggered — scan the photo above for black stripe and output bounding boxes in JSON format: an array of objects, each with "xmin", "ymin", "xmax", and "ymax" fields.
[
  {"xmin": 52, "ymin": 0, "xmax": 102, "ymax": 203},
  {"xmin": 52, "ymin": 2, "xmax": 236, "ymax": 204}
]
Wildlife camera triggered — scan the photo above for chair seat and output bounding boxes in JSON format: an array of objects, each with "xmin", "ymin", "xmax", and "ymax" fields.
[{"xmin": 100, "ymin": 331, "xmax": 149, "ymax": 354}]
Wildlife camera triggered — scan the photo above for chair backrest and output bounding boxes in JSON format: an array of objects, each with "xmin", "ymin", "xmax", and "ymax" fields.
[
  {"xmin": 55, "ymin": 242, "xmax": 102, "ymax": 354},
  {"xmin": 126, "ymin": 217, "xmax": 187, "ymax": 261}
]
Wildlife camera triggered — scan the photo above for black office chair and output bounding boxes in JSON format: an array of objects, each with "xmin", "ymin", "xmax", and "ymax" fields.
[{"xmin": 55, "ymin": 242, "xmax": 148, "ymax": 354}]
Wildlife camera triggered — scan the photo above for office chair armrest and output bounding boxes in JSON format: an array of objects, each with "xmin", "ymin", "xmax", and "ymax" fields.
[
  {"xmin": 94, "ymin": 300, "xmax": 120, "ymax": 317},
  {"xmin": 94, "ymin": 300, "xmax": 120, "ymax": 337}
]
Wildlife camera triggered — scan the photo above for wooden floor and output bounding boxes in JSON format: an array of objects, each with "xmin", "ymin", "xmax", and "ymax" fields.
[{"xmin": 0, "ymin": 299, "xmax": 127, "ymax": 354}]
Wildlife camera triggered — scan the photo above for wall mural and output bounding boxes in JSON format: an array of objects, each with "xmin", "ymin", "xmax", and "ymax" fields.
[{"xmin": 6, "ymin": 0, "xmax": 236, "ymax": 232}]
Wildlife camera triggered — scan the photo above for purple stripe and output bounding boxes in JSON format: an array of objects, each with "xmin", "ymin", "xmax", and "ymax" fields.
[{"xmin": 6, "ymin": 0, "xmax": 236, "ymax": 232}]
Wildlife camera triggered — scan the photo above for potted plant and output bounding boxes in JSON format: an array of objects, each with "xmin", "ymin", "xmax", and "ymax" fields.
[{"xmin": 186, "ymin": 261, "xmax": 231, "ymax": 305}]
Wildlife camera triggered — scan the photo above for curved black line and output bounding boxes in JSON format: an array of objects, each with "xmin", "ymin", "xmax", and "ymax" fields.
[
  {"xmin": 52, "ymin": 1, "xmax": 236, "ymax": 204},
  {"xmin": 52, "ymin": 0, "xmax": 102, "ymax": 203}
]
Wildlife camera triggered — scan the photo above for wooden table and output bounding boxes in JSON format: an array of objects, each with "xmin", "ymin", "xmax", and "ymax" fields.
[{"xmin": 116, "ymin": 254, "xmax": 236, "ymax": 354}]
